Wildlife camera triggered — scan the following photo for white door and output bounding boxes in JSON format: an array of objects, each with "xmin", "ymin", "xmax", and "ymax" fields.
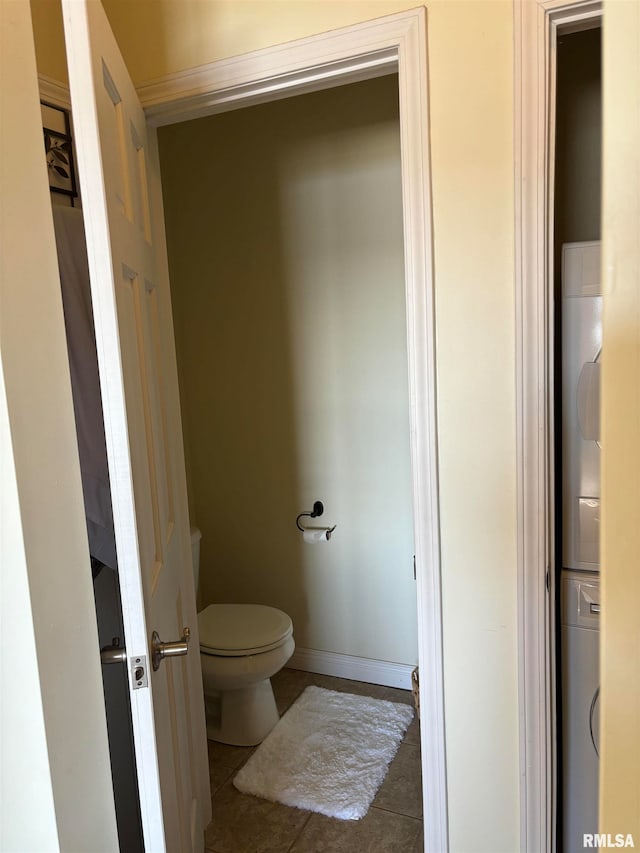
[{"xmin": 61, "ymin": 2, "xmax": 210, "ymax": 850}]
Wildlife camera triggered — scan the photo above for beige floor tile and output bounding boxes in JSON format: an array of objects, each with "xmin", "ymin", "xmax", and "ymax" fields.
[
  {"xmin": 301, "ymin": 672, "xmax": 388, "ymax": 701},
  {"xmin": 207, "ymin": 738, "xmax": 255, "ymax": 771},
  {"xmin": 271, "ymin": 667, "xmax": 311, "ymax": 714},
  {"xmin": 208, "ymin": 759, "xmax": 235, "ymax": 797},
  {"xmin": 412, "ymin": 824, "xmax": 424, "ymax": 852},
  {"xmin": 402, "ymin": 713, "xmax": 421, "ymax": 746},
  {"xmin": 205, "ymin": 780, "xmax": 310, "ymax": 853},
  {"xmin": 381, "ymin": 685, "xmax": 415, "ymax": 706},
  {"xmin": 289, "ymin": 808, "xmax": 422, "ymax": 852},
  {"xmin": 373, "ymin": 743, "xmax": 423, "ymax": 819}
]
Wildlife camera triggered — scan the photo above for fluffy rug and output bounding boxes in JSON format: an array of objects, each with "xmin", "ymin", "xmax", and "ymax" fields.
[{"xmin": 233, "ymin": 685, "xmax": 414, "ymax": 820}]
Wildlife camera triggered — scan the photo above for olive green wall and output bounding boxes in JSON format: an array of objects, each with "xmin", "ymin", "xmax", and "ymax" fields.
[
  {"xmin": 159, "ymin": 76, "xmax": 418, "ymax": 666},
  {"xmin": 554, "ymin": 28, "xmax": 602, "ymax": 285}
]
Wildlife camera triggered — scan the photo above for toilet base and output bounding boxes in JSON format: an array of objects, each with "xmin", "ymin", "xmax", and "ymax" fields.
[{"xmin": 205, "ymin": 677, "xmax": 280, "ymax": 746}]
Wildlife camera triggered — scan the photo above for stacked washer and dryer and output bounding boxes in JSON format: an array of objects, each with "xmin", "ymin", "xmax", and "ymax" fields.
[{"xmin": 560, "ymin": 240, "xmax": 602, "ymax": 851}]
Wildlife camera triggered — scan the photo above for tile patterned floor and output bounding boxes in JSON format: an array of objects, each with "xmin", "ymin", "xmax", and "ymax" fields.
[{"xmin": 205, "ymin": 668, "xmax": 423, "ymax": 853}]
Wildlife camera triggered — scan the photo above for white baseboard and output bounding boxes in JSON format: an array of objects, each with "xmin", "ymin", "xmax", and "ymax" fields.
[{"xmin": 287, "ymin": 647, "xmax": 415, "ymax": 691}]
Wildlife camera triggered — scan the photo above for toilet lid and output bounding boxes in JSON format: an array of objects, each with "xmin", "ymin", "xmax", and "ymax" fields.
[{"xmin": 198, "ymin": 604, "xmax": 293, "ymax": 657}]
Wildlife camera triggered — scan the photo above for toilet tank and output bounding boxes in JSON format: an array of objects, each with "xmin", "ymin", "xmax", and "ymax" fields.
[{"xmin": 190, "ymin": 526, "xmax": 202, "ymax": 592}]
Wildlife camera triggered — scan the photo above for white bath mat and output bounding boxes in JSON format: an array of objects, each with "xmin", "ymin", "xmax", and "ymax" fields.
[{"xmin": 233, "ymin": 685, "xmax": 414, "ymax": 820}]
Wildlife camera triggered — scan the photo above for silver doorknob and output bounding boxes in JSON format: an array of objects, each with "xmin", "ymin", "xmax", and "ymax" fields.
[
  {"xmin": 151, "ymin": 627, "xmax": 191, "ymax": 671},
  {"xmin": 100, "ymin": 637, "xmax": 126, "ymax": 665}
]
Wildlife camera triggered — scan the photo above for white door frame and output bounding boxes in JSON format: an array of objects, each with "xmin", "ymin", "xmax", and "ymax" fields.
[
  {"xmin": 137, "ymin": 8, "xmax": 447, "ymax": 851},
  {"xmin": 514, "ymin": 1, "xmax": 602, "ymax": 849}
]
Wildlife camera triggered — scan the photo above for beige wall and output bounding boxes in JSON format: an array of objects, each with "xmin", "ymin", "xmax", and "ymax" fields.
[
  {"xmin": 159, "ymin": 75, "xmax": 417, "ymax": 666},
  {"xmin": 599, "ymin": 0, "xmax": 640, "ymax": 841},
  {"xmin": 2, "ymin": 2, "xmax": 118, "ymax": 848},
  {"xmin": 30, "ymin": 0, "xmax": 68, "ymax": 84},
  {"xmin": 32, "ymin": 2, "xmax": 519, "ymax": 850},
  {"xmin": 103, "ymin": 0, "xmax": 439, "ymax": 82}
]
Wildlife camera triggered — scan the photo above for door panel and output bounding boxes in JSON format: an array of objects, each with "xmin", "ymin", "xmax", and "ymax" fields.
[{"xmin": 61, "ymin": 2, "xmax": 210, "ymax": 850}]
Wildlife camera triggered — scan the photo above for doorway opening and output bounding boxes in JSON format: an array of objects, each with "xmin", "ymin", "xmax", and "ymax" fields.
[
  {"xmin": 552, "ymin": 22, "xmax": 602, "ymax": 853},
  {"xmin": 38, "ymin": 81, "xmax": 146, "ymax": 849},
  {"xmin": 156, "ymin": 71, "xmax": 422, "ymax": 847},
  {"xmin": 138, "ymin": 10, "xmax": 446, "ymax": 848},
  {"xmin": 45, "ymin": 138, "xmax": 146, "ymax": 853}
]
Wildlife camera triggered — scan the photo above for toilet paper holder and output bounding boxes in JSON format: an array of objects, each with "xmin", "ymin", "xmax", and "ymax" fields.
[{"xmin": 296, "ymin": 500, "xmax": 336, "ymax": 536}]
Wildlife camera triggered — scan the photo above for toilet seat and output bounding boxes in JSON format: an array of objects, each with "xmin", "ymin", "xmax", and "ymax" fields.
[{"xmin": 198, "ymin": 603, "xmax": 293, "ymax": 657}]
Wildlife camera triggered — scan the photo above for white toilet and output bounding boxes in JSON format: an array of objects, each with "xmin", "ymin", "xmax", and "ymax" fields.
[{"xmin": 190, "ymin": 528, "xmax": 295, "ymax": 746}]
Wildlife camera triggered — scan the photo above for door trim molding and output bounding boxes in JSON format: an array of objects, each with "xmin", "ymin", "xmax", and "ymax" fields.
[
  {"xmin": 514, "ymin": 1, "xmax": 602, "ymax": 849},
  {"xmin": 38, "ymin": 73, "xmax": 72, "ymax": 109},
  {"xmin": 138, "ymin": 9, "xmax": 416, "ymax": 126},
  {"xmin": 138, "ymin": 8, "xmax": 448, "ymax": 851}
]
